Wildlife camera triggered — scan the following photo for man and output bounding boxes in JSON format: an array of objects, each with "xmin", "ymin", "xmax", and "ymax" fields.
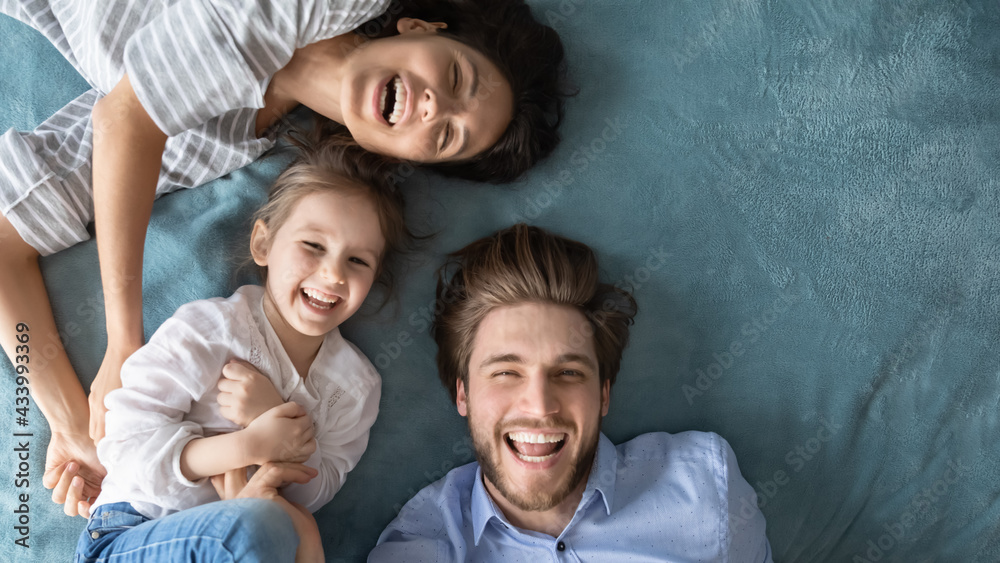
[{"xmin": 370, "ymin": 224, "xmax": 772, "ymax": 561}]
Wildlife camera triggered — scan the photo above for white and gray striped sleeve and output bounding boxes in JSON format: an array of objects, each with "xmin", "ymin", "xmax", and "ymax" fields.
[{"xmin": 123, "ymin": 0, "xmax": 389, "ymax": 137}]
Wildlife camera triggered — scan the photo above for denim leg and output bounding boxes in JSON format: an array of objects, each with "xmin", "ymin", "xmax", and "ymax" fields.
[{"xmin": 76, "ymin": 499, "xmax": 298, "ymax": 562}]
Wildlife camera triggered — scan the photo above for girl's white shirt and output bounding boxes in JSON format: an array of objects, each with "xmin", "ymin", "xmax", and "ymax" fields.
[{"xmin": 94, "ymin": 284, "xmax": 381, "ymax": 519}]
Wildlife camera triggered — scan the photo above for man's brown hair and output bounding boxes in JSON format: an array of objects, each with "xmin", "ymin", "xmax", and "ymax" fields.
[{"xmin": 432, "ymin": 224, "xmax": 638, "ymax": 403}]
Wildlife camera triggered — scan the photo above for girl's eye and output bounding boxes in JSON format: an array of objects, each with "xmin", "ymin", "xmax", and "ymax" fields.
[
  {"xmin": 452, "ymin": 61, "xmax": 459, "ymax": 92},
  {"xmin": 349, "ymin": 257, "xmax": 371, "ymax": 267},
  {"xmin": 303, "ymin": 241, "xmax": 323, "ymax": 251}
]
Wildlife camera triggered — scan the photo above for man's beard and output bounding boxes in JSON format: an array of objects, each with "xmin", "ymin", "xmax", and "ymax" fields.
[{"xmin": 467, "ymin": 405, "xmax": 600, "ymax": 512}]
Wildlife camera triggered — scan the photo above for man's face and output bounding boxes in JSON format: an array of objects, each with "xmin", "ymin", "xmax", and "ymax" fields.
[{"xmin": 457, "ymin": 302, "xmax": 609, "ymax": 513}]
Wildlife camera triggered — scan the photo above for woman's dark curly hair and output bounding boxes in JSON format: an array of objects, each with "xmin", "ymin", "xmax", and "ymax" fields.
[{"xmin": 350, "ymin": 0, "xmax": 571, "ymax": 184}]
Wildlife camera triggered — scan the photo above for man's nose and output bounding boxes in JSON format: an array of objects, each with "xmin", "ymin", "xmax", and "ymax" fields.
[{"xmin": 518, "ymin": 373, "xmax": 559, "ymax": 417}]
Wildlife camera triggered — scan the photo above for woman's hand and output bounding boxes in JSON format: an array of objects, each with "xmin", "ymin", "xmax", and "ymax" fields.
[
  {"xmin": 89, "ymin": 342, "xmax": 140, "ymax": 443},
  {"xmin": 43, "ymin": 429, "xmax": 106, "ymax": 518},
  {"xmin": 244, "ymin": 402, "xmax": 317, "ymax": 464},
  {"xmin": 218, "ymin": 360, "xmax": 284, "ymax": 428},
  {"xmin": 213, "ymin": 462, "xmax": 325, "ymax": 563}
]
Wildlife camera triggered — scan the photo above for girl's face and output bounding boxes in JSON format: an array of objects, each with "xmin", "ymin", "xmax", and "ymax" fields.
[
  {"xmin": 339, "ymin": 19, "xmax": 514, "ymax": 164},
  {"xmin": 251, "ymin": 190, "xmax": 385, "ymax": 344}
]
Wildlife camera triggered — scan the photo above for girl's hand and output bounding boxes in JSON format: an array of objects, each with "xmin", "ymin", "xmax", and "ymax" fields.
[
  {"xmin": 218, "ymin": 360, "xmax": 284, "ymax": 428},
  {"xmin": 89, "ymin": 343, "xmax": 140, "ymax": 442},
  {"xmin": 244, "ymin": 402, "xmax": 317, "ymax": 464}
]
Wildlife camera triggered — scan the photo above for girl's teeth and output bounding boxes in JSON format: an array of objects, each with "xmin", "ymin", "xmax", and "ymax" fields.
[{"xmin": 303, "ymin": 289, "xmax": 338, "ymax": 309}]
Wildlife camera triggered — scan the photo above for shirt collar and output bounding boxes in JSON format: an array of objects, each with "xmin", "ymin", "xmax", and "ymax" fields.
[{"xmin": 469, "ymin": 432, "xmax": 618, "ymax": 545}]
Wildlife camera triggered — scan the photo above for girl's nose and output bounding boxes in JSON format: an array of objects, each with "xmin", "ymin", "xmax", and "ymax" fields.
[{"xmin": 323, "ymin": 260, "xmax": 346, "ymax": 284}]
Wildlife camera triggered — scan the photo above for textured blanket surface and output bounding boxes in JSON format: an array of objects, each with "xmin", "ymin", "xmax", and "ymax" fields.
[{"xmin": 1, "ymin": 1, "xmax": 998, "ymax": 561}]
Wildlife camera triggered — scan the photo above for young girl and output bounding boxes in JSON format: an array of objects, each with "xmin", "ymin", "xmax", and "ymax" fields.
[
  {"xmin": 74, "ymin": 140, "xmax": 409, "ymax": 562},
  {"xmin": 0, "ymin": 0, "xmax": 567, "ymax": 515}
]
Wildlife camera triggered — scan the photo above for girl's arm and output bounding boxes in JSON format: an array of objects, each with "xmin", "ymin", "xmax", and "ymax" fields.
[
  {"xmin": 89, "ymin": 73, "xmax": 168, "ymax": 443},
  {"xmin": 282, "ymin": 364, "xmax": 381, "ymax": 512},
  {"xmin": 179, "ymin": 401, "xmax": 317, "ymax": 482}
]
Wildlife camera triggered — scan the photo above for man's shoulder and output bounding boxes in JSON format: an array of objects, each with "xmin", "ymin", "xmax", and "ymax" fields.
[
  {"xmin": 388, "ymin": 460, "xmax": 479, "ymax": 531},
  {"xmin": 369, "ymin": 460, "xmax": 480, "ymax": 561},
  {"xmin": 610, "ymin": 431, "xmax": 740, "ymax": 506},
  {"xmin": 616, "ymin": 430, "xmax": 730, "ymax": 464}
]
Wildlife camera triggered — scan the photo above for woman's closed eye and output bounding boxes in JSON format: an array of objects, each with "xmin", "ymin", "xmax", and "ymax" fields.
[
  {"xmin": 302, "ymin": 241, "xmax": 323, "ymax": 251},
  {"xmin": 439, "ymin": 122, "xmax": 452, "ymax": 153}
]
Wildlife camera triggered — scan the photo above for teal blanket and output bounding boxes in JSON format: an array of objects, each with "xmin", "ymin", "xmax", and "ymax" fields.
[{"xmin": 2, "ymin": 1, "xmax": 998, "ymax": 561}]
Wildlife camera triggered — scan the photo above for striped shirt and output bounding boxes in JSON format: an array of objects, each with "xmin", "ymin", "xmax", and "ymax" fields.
[{"xmin": 0, "ymin": 0, "xmax": 388, "ymax": 255}]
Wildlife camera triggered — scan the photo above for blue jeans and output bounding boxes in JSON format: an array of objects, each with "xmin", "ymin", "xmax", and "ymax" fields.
[{"xmin": 75, "ymin": 499, "xmax": 298, "ymax": 562}]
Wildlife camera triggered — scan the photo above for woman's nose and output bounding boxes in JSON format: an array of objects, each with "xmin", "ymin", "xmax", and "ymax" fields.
[{"xmin": 421, "ymin": 88, "xmax": 456, "ymax": 122}]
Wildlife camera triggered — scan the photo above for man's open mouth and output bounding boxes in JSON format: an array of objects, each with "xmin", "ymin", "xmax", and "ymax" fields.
[
  {"xmin": 505, "ymin": 431, "xmax": 566, "ymax": 463},
  {"xmin": 380, "ymin": 75, "xmax": 405, "ymax": 125}
]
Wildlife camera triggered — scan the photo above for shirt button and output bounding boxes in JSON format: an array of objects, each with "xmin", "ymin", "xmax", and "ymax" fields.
[
  {"xmin": 91, "ymin": 531, "xmax": 101, "ymax": 539},
  {"xmin": 557, "ymin": 541, "xmax": 566, "ymax": 551}
]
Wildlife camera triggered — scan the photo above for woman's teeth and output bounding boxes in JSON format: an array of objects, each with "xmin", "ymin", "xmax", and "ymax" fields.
[
  {"xmin": 379, "ymin": 76, "xmax": 405, "ymax": 125},
  {"xmin": 303, "ymin": 288, "xmax": 338, "ymax": 310}
]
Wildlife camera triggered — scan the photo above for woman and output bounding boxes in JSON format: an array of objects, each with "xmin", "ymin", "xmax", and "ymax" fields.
[{"xmin": 0, "ymin": 0, "xmax": 566, "ymax": 517}]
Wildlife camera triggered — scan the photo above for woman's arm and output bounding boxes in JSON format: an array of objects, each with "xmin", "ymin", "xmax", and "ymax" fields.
[
  {"xmin": 212, "ymin": 462, "xmax": 325, "ymax": 563},
  {"xmin": 89, "ymin": 73, "xmax": 168, "ymax": 443}
]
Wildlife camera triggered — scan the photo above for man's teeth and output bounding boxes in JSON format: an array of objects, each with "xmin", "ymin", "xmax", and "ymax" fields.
[
  {"xmin": 516, "ymin": 453, "xmax": 555, "ymax": 463},
  {"xmin": 507, "ymin": 431, "xmax": 565, "ymax": 444},
  {"xmin": 303, "ymin": 288, "xmax": 338, "ymax": 309},
  {"xmin": 388, "ymin": 77, "xmax": 404, "ymax": 124}
]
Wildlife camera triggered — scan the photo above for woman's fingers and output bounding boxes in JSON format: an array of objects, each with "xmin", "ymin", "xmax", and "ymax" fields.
[{"xmin": 48, "ymin": 461, "xmax": 78, "ymax": 505}]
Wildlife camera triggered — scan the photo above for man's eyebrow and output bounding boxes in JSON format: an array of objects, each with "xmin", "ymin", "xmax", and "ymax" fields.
[
  {"xmin": 556, "ymin": 354, "xmax": 597, "ymax": 370},
  {"xmin": 477, "ymin": 353, "xmax": 597, "ymax": 370},
  {"xmin": 478, "ymin": 353, "xmax": 523, "ymax": 369}
]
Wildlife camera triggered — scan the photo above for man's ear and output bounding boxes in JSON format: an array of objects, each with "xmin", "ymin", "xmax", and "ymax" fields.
[
  {"xmin": 249, "ymin": 220, "xmax": 270, "ymax": 266},
  {"xmin": 396, "ymin": 17, "xmax": 448, "ymax": 35},
  {"xmin": 456, "ymin": 378, "xmax": 468, "ymax": 417},
  {"xmin": 600, "ymin": 379, "xmax": 610, "ymax": 417}
]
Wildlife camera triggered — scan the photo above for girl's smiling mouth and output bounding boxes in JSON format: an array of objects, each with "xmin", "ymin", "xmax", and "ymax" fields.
[{"xmin": 301, "ymin": 288, "xmax": 341, "ymax": 312}]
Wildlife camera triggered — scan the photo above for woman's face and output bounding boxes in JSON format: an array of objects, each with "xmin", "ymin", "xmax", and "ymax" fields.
[{"xmin": 339, "ymin": 19, "xmax": 514, "ymax": 164}]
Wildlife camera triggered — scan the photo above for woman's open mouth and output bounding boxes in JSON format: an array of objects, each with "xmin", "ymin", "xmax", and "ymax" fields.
[
  {"xmin": 380, "ymin": 76, "xmax": 405, "ymax": 125},
  {"xmin": 505, "ymin": 431, "xmax": 566, "ymax": 463}
]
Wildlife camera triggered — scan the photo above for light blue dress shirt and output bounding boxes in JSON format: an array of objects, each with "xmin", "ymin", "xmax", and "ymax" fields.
[{"xmin": 370, "ymin": 431, "xmax": 772, "ymax": 562}]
